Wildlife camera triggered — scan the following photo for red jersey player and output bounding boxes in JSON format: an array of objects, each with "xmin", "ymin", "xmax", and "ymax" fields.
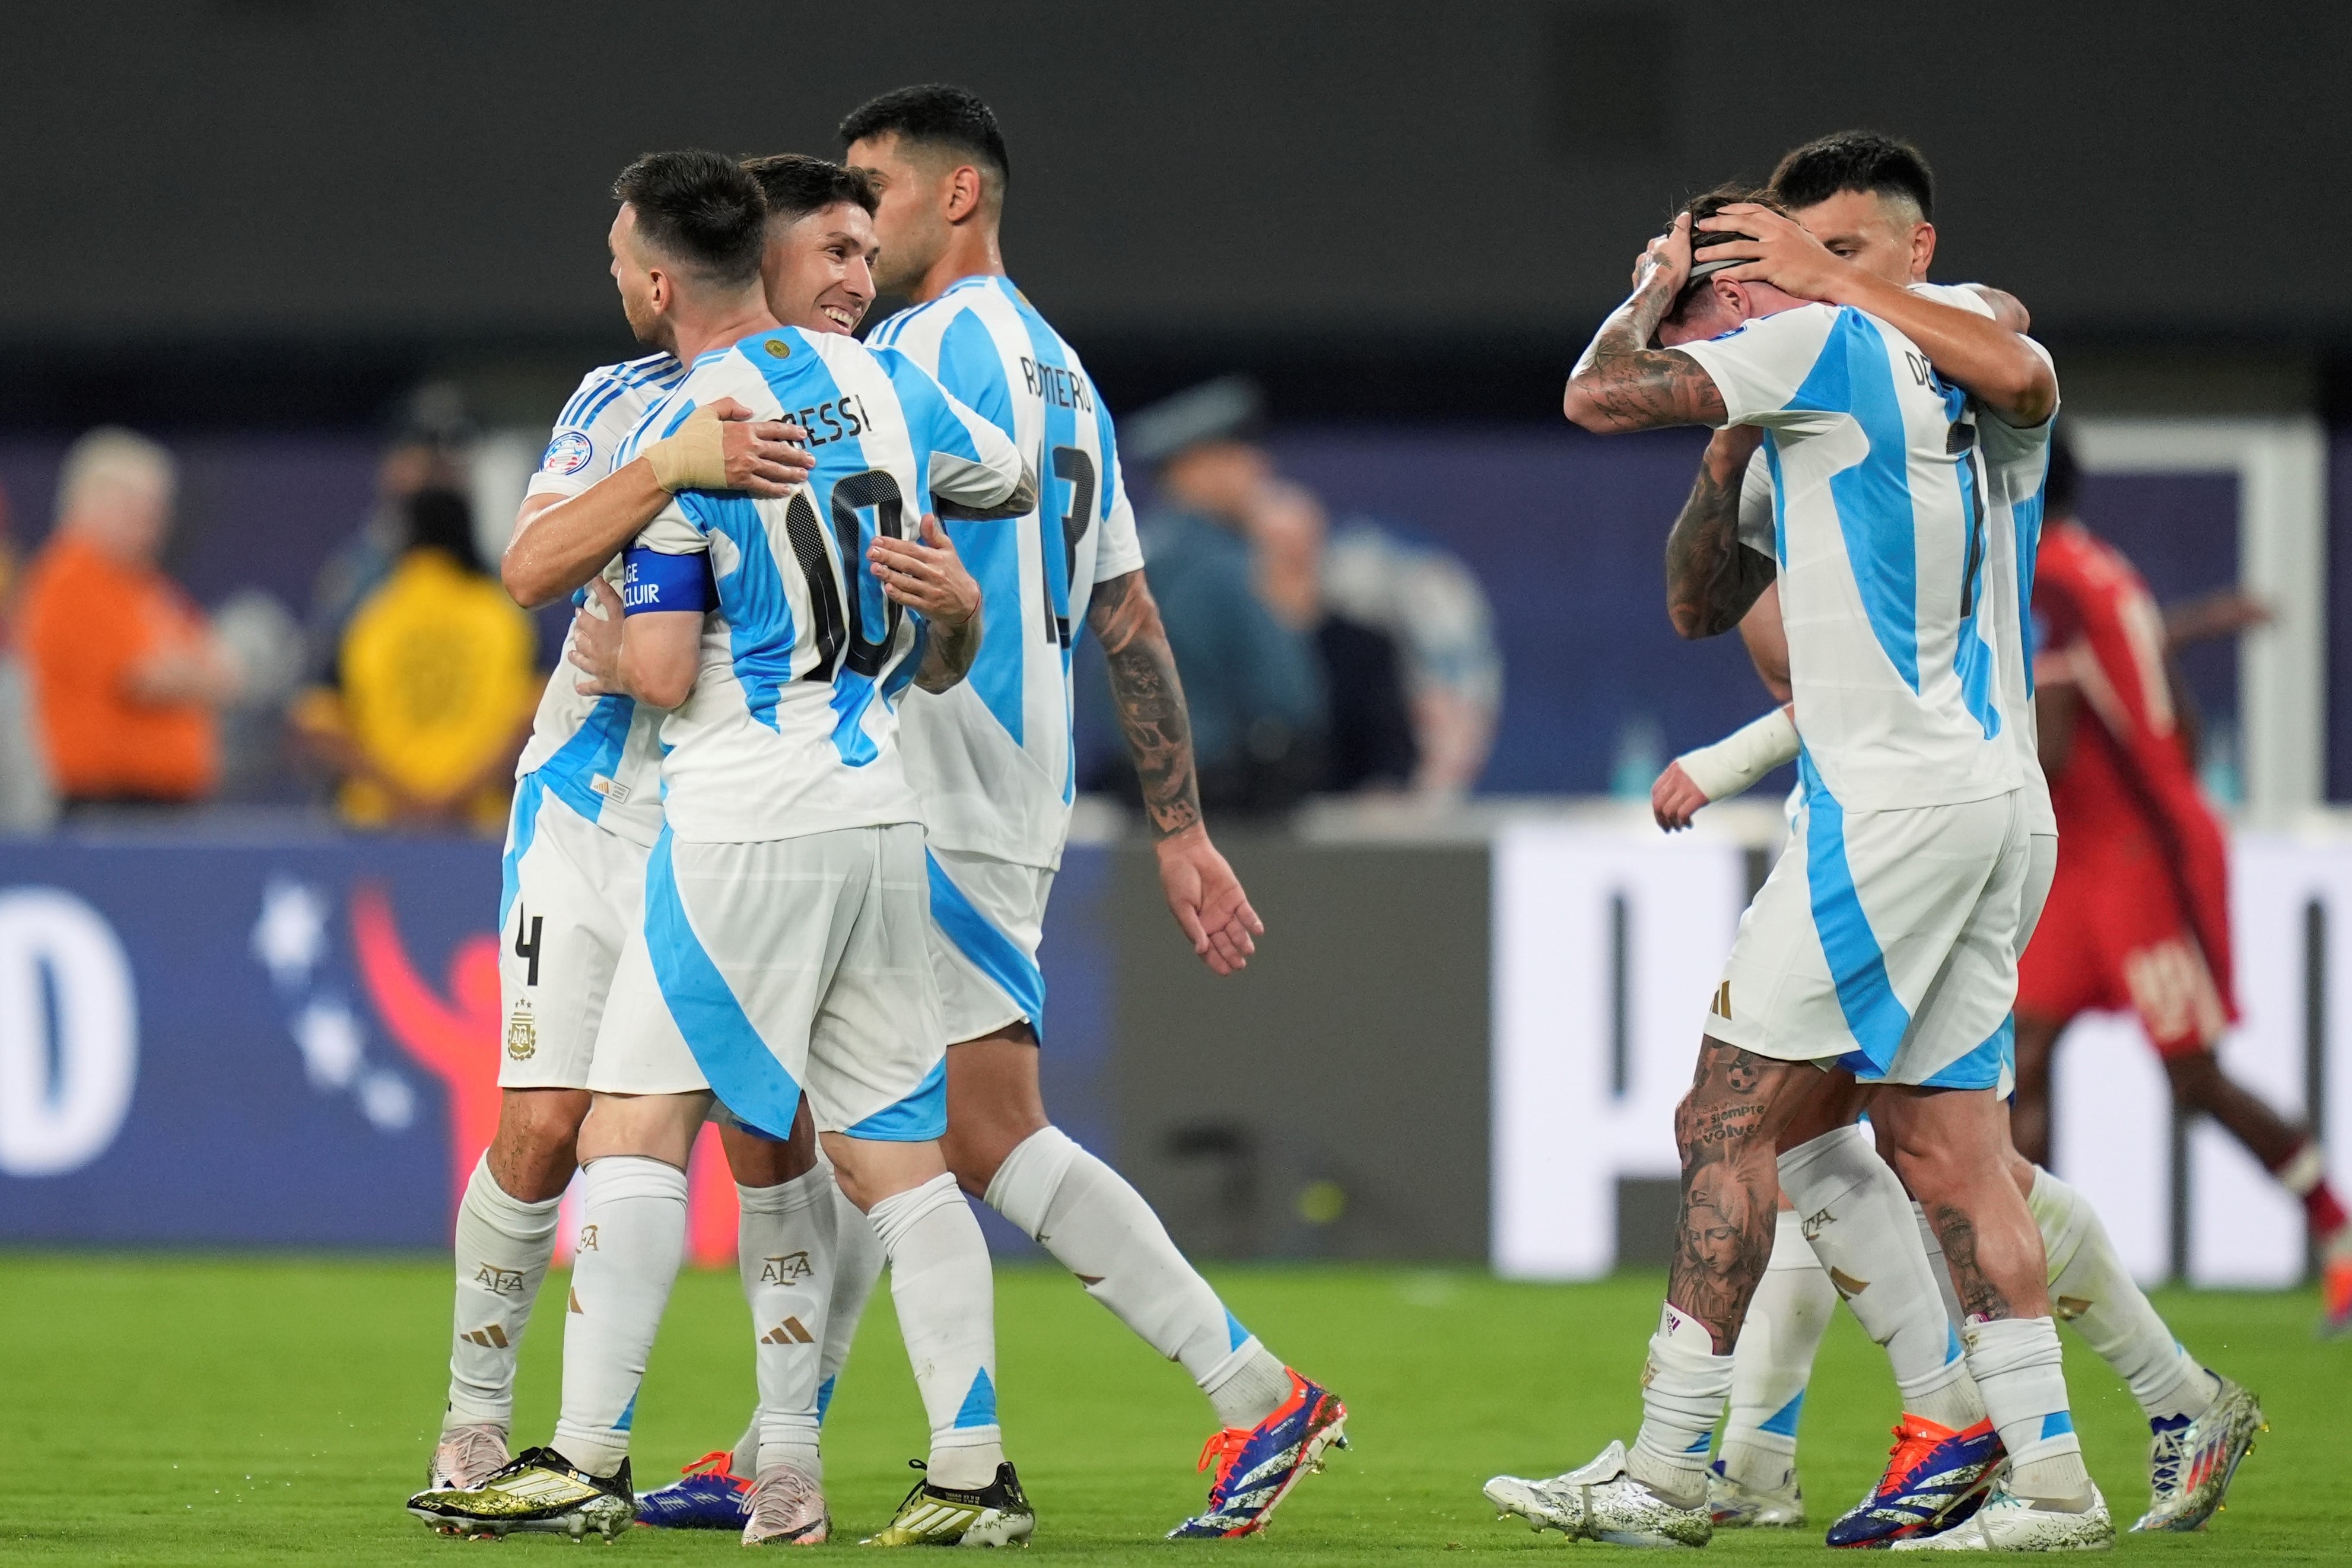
[{"xmin": 2013, "ymin": 439, "xmax": 2351, "ymax": 1333}]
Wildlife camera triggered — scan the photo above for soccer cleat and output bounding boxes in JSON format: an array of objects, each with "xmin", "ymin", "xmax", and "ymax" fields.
[
  {"xmin": 1887, "ymin": 1482, "xmax": 2113, "ymax": 1551},
  {"xmin": 633, "ymin": 1449, "xmax": 754, "ymax": 1529},
  {"xmin": 1827, "ymin": 1416, "xmax": 2004, "ymax": 1548},
  {"xmin": 2132, "ymin": 1377, "xmax": 2264, "ymax": 1532},
  {"xmin": 1483, "ymin": 1440, "xmax": 1713, "ymax": 1548},
  {"xmin": 862, "ymin": 1460, "xmax": 1034, "ymax": 1547},
  {"xmin": 1167, "ymin": 1369, "xmax": 1349, "ymax": 1537},
  {"xmin": 406, "ymin": 1446, "xmax": 634, "ymax": 1541},
  {"xmin": 2322, "ymin": 1253, "xmax": 2352, "ymax": 1338},
  {"xmin": 426, "ymin": 1421, "xmax": 509, "ymax": 1491},
  {"xmin": 743, "ymin": 1463, "xmax": 829, "ymax": 1546},
  {"xmin": 1708, "ymin": 1457, "xmax": 1806, "ymax": 1527}
]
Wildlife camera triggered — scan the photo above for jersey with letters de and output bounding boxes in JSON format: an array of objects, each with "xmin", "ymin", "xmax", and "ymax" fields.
[
  {"xmin": 866, "ymin": 275, "xmax": 1146, "ymax": 870},
  {"xmin": 1679, "ymin": 300, "xmax": 2020, "ymax": 814},
  {"xmin": 510, "ymin": 351, "xmax": 685, "ymax": 847},
  {"xmin": 619, "ymin": 325, "xmax": 1028, "ymax": 845}
]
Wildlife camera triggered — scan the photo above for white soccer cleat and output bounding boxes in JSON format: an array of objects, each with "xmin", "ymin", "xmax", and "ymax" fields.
[
  {"xmin": 2133, "ymin": 1377, "xmax": 2264, "ymax": 1532},
  {"xmin": 1707, "ymin": 1458, "xmax": 1805, "ymax": 1528},
  {"xmin": 742, "ymin": 1462, "xmax": 829, "ymax": 1546},
  {"xmin": 425, "ymin": 1422, "xmax": 509, "ymax": 1492},
  {"xmin": 1887, "ymin": 1482, "xmax": 2113, "ymax": 1552},
  {"xmin": 1485, "ymin": 1440, "xmax": 1713, "ymax": 1548}
]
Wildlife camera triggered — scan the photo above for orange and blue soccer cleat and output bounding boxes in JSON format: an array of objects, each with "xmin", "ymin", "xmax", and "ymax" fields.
[
  {"xmin": 1167, "ymin": 1370, "xmax": 1349, "ymax": 1538},
  {"xmin": 633, "ymin": 1450, "xmax": 752, "ymax": 1529},
  {"xmin": 1825, "ymin": 1416, "xmax": 2004, "ymax": 1548}
]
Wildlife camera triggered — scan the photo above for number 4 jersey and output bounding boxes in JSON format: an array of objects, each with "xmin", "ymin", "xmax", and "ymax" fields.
[
  {"xmin": 866, "ymin": 276, "xmax": 1145, "ymax": 871},
  {"xmin": 618, "ymin": 323, "xmax": 1030, "ymax": 845}
]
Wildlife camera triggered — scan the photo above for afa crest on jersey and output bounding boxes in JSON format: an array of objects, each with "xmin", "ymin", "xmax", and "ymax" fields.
[{"xmin": 540, "ymin": 430, "xmax": 595, "ymax": 476}]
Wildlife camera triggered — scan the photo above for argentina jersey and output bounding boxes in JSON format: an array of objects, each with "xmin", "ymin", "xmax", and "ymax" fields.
[
  {"xmin": 866, "ymin": 276, "xmax": 1145, "ymax": 870},
  {"xmin": 614, "ymin": 325, "xmax": 1028, "ymax": 844},
  {"xmin": 1679, "ymin": 301, "xmax": 2023, "ymax": 814},
  {"xmin": 511, "ymin": 351, "xmax": 686, "ymax": 847}
]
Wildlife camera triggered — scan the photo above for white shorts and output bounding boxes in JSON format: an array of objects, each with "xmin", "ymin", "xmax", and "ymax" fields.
[
  {"xmin": 496, "ymin": 777, "xmax": 650, "ymax": 1090},
  {"xmin": 592, "ymin": 823, "xmax": 947, "ymax": 1141},
  {"xmin": 923, "ymin": 845, "xmax": 1054, "ymax": 1044},
  {"xmin": 1707, "ymin": 780, "xmax": 2029, "ymax": 1090}
]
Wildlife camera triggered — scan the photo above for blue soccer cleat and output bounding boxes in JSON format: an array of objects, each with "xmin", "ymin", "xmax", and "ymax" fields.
[
  {"xmin": 1826, "ymin": 1416, "xmax": 2004, "ymax": 1548},
  {"xmin": 1168, "ymin": 1370, "xmax": 1348, "ymax": 1538},
  {"xmin": 633, "ymin": 1449, "xmax": 753, "ymax": 1529}
]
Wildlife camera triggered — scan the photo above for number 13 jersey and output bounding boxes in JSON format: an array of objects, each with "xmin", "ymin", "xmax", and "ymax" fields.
[
  {"xmin": 867, "ymin": 276, "xmax": 1145, "ymax": 871},
  {"xmin": 619, "ymin": 324, "xmax": 1029, "ymax": 845}
]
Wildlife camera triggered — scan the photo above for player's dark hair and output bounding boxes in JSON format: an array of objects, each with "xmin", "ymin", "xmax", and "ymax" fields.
[
  {"xmin": 2043, "ymin": 427, "xmax": 2080, "ymax": 520},
  {"xmin": 838, "ymin": 84, "xmax": 1010, "ymax": 195},
  {"xmin": 741, "ymin": 153, "xmax": 879, "ymax": 224},
  {"xmin": 611, "ymin": 150, "xmax": 767, "ymax": 286},
  {"xmin": 403, "ymin": 487, "xmax": 484, "ymax": 573},
  {"xmin": 1769, "ymin": 131, "xmax": 1934, "ymax": 222},
  {"xmin": 1663, "ymin": 183, "xmax": 1788, "ymax": 325}
]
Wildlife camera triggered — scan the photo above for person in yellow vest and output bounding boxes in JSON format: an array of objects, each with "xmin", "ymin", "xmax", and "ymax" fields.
[{"xmin": 294, "ymin": 487, "xmax": 538, "ymax": 831}]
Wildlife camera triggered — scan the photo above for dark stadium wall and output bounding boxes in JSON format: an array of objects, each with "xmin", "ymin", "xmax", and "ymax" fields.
[
  {"xmin": 4, "ymin": 1, "xmax": 2350, "ymax": 353},
  {"xmin": 1107, "ymin": 839, "xmax": 1493, "ymax": 1262}
]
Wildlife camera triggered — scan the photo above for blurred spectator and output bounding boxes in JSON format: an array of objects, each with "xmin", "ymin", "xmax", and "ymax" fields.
[
  {"xmin": 291, "ymin": 489, "xmax": 535, "ymax": 832},
  {"xmin": 307, "ymin": 383, "xmax": 471, "ymax": 676},
  {"xmin": 1320, "ymin": 515, "xmax": 1501, "ymax": 797},
  {"xmin": 1118, "ymin": 379, "xmax": 1327, "ymax": 816},
  {"xmin": 19, "ymin": 429, "xmax": 243, "ymax": 809},
  {"xmin": 0, "ymin": 475, "xmax": 56, "ymax": 830},
  {"xmin": 1246, "ymin": 482, "xmax": 1417, "ymax": 792}
]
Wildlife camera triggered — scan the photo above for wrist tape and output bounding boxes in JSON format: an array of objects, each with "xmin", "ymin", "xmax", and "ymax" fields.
[
  {"xmin": 643, "ymin": 406, "xmax": 727, "ymax": 492},
  {"xmin": 1676, "ymin": 705, "xmax": 1799, "ymax": 802}
]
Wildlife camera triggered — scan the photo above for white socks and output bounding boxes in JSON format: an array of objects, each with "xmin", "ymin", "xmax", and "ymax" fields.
[
  {"xmin": 1718, "ymin": 1209, "xmax": 1836, "ymax": 1493},
  {"xmin": 2027, "ymin": 1166, "xmax": 2218, "ymax": 1423},
  {"xmin": 822, "ymin": 1180, "xmax": 887, "ymax": 1408},
  {"xmin": 869, "ymin": 1172, "xmax": 1003, "ymax": 1490},
  {"xmin": 1778, "ymin": 1127, "xmax": 1982, "ymax": 1432},
  {"xmin": 986, "ymin": 1126, "xmax": 1289, "ymax": 1430},
  {"xmin": 1629, "ymin": 1303, "xmax": 1733, "ymax": 1509},
  {"xmin": 446, "ymin": 1154, "xmax": 564, "ymax": 1431},
  {"xmin": 553, "ymin": 1155, "xmax": 688, "ymax": 1477},
  {"xmin": 738, "ymin": 1164, "xmax": 838, "ymax": 1480},
  {"xmin": 1963, "ymin": 1316, "xmax": 2093, "ymax": 1506}
]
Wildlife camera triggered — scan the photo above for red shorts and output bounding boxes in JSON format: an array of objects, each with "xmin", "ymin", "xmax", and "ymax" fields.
[{"xmin": 2016, "ymin": 830, "xmax": 2236, "ymax": 1056}]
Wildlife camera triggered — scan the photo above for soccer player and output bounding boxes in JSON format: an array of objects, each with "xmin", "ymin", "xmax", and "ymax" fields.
[
  {"xmin": 1485, "ymin": 188, "xmax": 2111, "ymax": 1551},
  {"xmin": 409, "ymin": 149, "xmax": 1036, "ymax": 1547},
  {"xmin": 841, "ymin": 85, "xmax": 1340, "ymax": 1540},
  {"xmin": 1652, "ymin": 133, "xmax": 2263, "ymax": 1538},
  {"xmin": 2020, "ymin": 440, "xmax": 2352, "ymax": 1334},
  {"xmin": 418, "ymin": 190, "xmax": 811, "ymax": 1503}
]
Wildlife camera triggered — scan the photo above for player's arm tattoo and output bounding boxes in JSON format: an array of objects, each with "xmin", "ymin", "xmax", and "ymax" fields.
[
  {"xmin": 1664, "ymin": 461, "xmax": 1776, "ymax": 639},
  {"xmin": 1927, "ymin": 1205, "xmax": 2015, "ymax": 1322},
  {"xmin": 913, "ymin": 605, "xmax": 983, "ymax": 694},
  {"xmin": 1563, "ymin": 263, "xmax": 1728, "ymax": 434},
  {"xmin": 1088, "ymin": 569, "xmax": 1202, "ymax": 841},
  {"xmin": 1666, "ymin": 1038, "xmax": 1787, "ymax": 1352}
]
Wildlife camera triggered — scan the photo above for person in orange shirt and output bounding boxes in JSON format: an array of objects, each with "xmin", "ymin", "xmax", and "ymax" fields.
[{"xmin": 18, "ymin": 428, "xmax": 243, "ymax": 807}]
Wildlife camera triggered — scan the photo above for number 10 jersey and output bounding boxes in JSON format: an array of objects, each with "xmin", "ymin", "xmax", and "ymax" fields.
[
  {"xmin": 867, "ymin": 276, "xmax": 1145, "ymax": 872},
  {"xmin": 620, "ymin": 324, "xmax": 1030, "ymax": 845}
]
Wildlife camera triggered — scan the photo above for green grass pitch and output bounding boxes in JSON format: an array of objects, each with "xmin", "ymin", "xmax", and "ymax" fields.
[{"xmin": 2, "ymin": 1255, "xmax": 2344, "ymax": 1563}]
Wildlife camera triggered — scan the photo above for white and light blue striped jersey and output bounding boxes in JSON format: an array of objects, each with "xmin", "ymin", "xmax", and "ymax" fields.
[
  {"xmin": 618, "ymin": 325, "xmax": 1029, "ymax": 844},
  {"xmin": 511, "ymin": 351, "xmax": 686, "ymax": 847},
  {"xmin": 1680, "ymin": 302, "xmax": 2021, "ymax": 813},
  {"xmin": 866, "ymin": 275, "xmax": 1145, "ymax": 870}
]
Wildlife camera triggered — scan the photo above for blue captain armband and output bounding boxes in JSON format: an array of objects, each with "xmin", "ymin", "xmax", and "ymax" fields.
[{"xmin": 620, "ymin": 546, "xmax": 713, "ymax": 614}]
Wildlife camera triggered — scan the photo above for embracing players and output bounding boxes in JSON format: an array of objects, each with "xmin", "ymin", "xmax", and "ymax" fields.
[
  {"xmin": 1488, "ymin": 183, "xmax": 2112, "ymax": 1551},
  {"xmin": 645, "ymin": 86, "xmax": 1347, "ymax": 1544},
  {"xmin": 409, "ymin": 148, "xmax": 1042, "ymax": 1546}
]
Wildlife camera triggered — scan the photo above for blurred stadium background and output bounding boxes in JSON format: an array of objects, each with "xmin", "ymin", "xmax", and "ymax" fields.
[{"xmin": 4, "ymin": 3, "xmax": 2351, "ymax": 1557}]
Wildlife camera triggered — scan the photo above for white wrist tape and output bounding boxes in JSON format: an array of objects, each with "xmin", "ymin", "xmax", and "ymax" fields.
[
  {"xmin": 643, "ymin": 406, "xmax": 727, "ymax": 492},
  {"xmin": 1676, "ymin": 706, "xmax": 1799, "ymax": 802}
]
